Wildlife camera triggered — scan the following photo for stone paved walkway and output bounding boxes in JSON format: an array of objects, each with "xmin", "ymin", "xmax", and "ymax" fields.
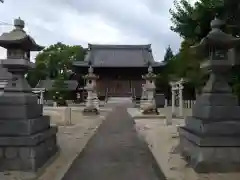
[{"xmin": 62, "ymin": 105, "xmax": 166, "ymax": 180}]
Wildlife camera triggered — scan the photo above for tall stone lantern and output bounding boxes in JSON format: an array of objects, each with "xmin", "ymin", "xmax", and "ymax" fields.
[
  {"xmin": 178, "ymin": 17, "xmax": 240, "ymax": 172},
  {"xmin": 83, "ymin": 62, "xmax": 100, "ymax": 114},
  {"xmin": 140, "ymin": 63, "xmax": 158, "ymax": 114},
  {"xmin": 0, "ymin": 18, "xmax": 58, "ymax": 171}
]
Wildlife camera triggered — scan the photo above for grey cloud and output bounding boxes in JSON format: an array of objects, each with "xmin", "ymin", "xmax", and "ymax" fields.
[
  {"xmin": 51, "ymin": 0, "xmax": 180, "ymax": 58},
  {"xmin": 0, "ymin": 0, "xmax": 181, "ymax": 60}
]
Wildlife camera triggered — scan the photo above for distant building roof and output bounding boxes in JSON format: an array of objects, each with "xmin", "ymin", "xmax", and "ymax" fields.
[
  {"xmin": 35, "ymin": 80, "xmax": 78, "ymax": 91},
  {"xmin": 73, "ymin": 44, "xmax": 165, "ymax": 68}
]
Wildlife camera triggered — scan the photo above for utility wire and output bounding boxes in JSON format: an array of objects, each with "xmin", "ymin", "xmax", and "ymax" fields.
[{"xmin": 0, "ymin": 20, "xmax": 13, "ymax": 26}]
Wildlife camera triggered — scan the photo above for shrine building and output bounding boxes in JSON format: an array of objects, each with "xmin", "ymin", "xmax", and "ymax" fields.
[{"xmin": 73, "ymin": 44, "xmax": 165, "ymax": 99}]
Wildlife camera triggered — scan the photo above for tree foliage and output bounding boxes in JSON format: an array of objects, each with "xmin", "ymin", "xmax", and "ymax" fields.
[
  {"xmin": 51, "ymin": 75, "xmax": 68, "ymax": 106},
  {"xmin": 170, "ymin": 0, "xmax": 224, "ymax": 42},
  {"xmin": 26, "ymin": 42, "xmax": 86, "ymax": 87},
  {"xmin": 168, "ymin": 0, "xmax": 240, "ymax": 98},
  {"xmin": 156, "ymin": 46, "xmax": 175, "ymax": 95},
  {"xmin": 163, "ymin": 46, "xmax": 174, "ymax": 62},
  {"xmin": 170, "ymin": 0, "xmax": 240, "ymax": 40}
]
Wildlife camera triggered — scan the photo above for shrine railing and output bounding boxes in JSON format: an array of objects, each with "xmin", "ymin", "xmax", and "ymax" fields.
[{"xmin": 165, "ymin": 99, "xmax": 196, "ymax": 109}]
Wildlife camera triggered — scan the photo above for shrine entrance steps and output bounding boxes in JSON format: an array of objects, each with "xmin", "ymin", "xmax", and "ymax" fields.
[
  {"xmin": 105, "ymin": 97, "xmax": 134, "ymax": 108},
  {"xmin": 62, "ymin": 106, "xmax": 165, "ymax": 180}
]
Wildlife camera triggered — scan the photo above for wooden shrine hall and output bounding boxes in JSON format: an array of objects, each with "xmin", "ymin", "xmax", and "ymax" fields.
[{"xmin": 73, "ymin": 44, "xmax": 165, "ymax": 99}]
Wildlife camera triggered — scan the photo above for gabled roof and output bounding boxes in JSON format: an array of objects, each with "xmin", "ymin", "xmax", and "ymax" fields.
[
  {"xmin": 73, "ymin": 44, "xmax": 164, "ymax": 68},
  {"xmin": 35, "ymin": 80, "xmax": 78, "ymax": 91}
]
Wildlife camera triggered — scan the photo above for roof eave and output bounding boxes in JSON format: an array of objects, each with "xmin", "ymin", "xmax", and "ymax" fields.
[{"xmin": 0, "ymin": 36, "xmax": 44, "ymax": 51}]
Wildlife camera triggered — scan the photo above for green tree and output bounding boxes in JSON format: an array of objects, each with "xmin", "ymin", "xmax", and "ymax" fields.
[
  {"xmin": 162, "ymin": 40, "xmax": 207, "ymax": 96},
  {"xmin": 170, "ymin": 0, "xmax": 224, "ymax": 43},
  {"xmin": 51, "ymin": 75, "xmax": 68, "ymax": 106},
  {"xmin": 169, "ymin": 0, "xmax": 240, "ymax": 40},
  {"xmin": 168, "ymin": 0, "xmax": 227, "ymax": 97},
  {"xmin": 223, "ymin": 0, "xmax": 240, "ymax": 36},
  {"xmin": 156, "ymin": 46, "xmax": 174, "ymax": 95},
  {"xmin": 26, "ymin": 42, "xmax": 86, "ymax": 87},
  {"xmin": 26, "ymin": 62, "xmax": 48, "ymax": 88},
  {"xmin": 169, "ymin": 0, "xmax": 240, "ymax": 99},
  {"xmin": 163, "ymin": 45, "xmax": 174, "ymax": 62}
]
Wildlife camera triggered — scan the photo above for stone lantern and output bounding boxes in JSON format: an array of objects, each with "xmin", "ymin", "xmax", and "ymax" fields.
[
  {"xmin": 83, "ymin": 62, "xmax": 100, "ymax": 114},
  {"xmin": 0, "ymin": 18, "xmax": 58, "ymax": 171},
  {"xmin": 178, "ymin": 17, "xmax": 240, "ymax": 172},
  {"xmin": 140, "ymin": 63, "xmax": 158, "ymax": 114}
]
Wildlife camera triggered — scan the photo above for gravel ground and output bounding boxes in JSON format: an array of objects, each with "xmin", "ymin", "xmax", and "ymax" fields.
[{"xmin": 134, "ymin": 116, "xmax": 240, "ymax": 180}]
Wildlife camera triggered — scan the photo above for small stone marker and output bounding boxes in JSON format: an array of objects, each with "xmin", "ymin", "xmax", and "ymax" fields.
[{"xmin": 165, "ymin": 114, "xmax": 172, "ymax": 126}]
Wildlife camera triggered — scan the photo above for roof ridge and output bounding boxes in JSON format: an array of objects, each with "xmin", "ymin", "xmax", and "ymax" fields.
[{"xmin": 88, "ymin": 44, "xmax": 151, "ymax": 49}]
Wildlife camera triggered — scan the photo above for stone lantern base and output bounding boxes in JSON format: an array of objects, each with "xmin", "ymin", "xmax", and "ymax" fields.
[
  {"xmin": 0, "ymin": 127, "xmax": 58, "ymax": 171},
  {"xmin": 140, "ymin": 99, "xmax": 159, "ymax": 115},
  {"xmin": 83, "ymin": 96, "xmax": 100, "ymax": 115},
  {"xmin": 83, "ymin": 106, "xmax": 100, "ymax": 115},
  {"xmin": 0, "ymin": 94, "xmax": 58, "ymax": 171},
  {"xmin": 178, "ymin": 92, "xmax": 240, "ymax": 173},
  {"xmin": 179, "ymin": 121, "xmax": 240, "ymax": 173}
]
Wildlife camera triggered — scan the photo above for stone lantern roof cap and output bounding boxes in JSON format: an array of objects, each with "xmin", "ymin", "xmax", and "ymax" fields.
[
  {"xmin": 210, "ymin": 17, "xmax": 224, "ymax": 28},
  {"xmin": 0, "ymin": 18, "xmax": 44, "ymax": 51},
  {"xmin": 192, "ymin": 17, "xmax": 240, "ymax": 51}
]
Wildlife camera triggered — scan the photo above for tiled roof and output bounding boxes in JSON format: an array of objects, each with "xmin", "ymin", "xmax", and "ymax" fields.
[
  {"xmin": 35, "ymin": 80, "xmax": 78, "ymax": 90},
  {"xmin": 73, "ymin": 44, "xmax": 164, "ymax": 67}
]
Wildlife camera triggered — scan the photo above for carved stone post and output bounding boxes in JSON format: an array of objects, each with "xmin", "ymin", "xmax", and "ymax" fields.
[
  {"xmin": 40, "ymin": 89, "xmax": 44, "ymax": 104},
  {"xmin": 178, "ymin": 79, "xmax": 184, "ymax": 117},
  {"xmin": 170, "ymin": 82, "xmax": 175, "ymax": 116}
]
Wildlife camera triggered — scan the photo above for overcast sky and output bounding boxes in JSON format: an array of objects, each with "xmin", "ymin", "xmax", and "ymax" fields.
[{"xmin": 0, "ymin": 0, "xmax": 195, "ymax": 61}]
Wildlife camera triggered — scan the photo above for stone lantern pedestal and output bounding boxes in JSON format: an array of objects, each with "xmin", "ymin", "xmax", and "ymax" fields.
[
  {"xmin": 178, "ymin": 17, "xmax": 240, "ymax": 173},
  {"xmin": 140, "ymin": 65, "xmax": 158, "ymax": 114},
  {"xmin": 83, "ymin": 65, "xmax": 100, "ymax": 115}
]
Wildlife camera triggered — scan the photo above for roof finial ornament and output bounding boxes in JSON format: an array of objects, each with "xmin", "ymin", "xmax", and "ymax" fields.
[
  {"xmin": 210, "ymin": 15, "xmax": 224, "ymax": 29},
  {"xmin": 88, "ymin": 60, "xmax": 93, "ymax": 74},
  {"xmin": 147, "ymin": 61, "xmax": 153, "ymax": 73},
  {"xmin": 14, "ymin": 17, "xmax": 25, "ymax": 30}
]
